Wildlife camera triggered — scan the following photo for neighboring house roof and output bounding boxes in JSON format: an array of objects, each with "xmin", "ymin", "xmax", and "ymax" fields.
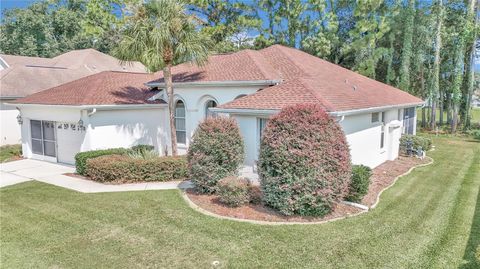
[
  {"xmin": 11, "ymin": 45, "xmax": 423, "ymax": 112},
  {"xmin": 11, "ymin": 71, "xmax": 163, "ymax": 106},
  {"xmin": 0, "ymin": 49, "xmax": 146, "ymax": 99}
]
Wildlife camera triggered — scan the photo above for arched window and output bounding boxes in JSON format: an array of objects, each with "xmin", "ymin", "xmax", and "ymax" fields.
[
  {"xmin": 205, "ymin": 100, "xmax": 217, "ymax": 118},
  {"xmin": 174, "ymin": 100, "xmax": 186, "ymax": 144},
  {"xmin": 234, "ymin": 94, "xmax": 247, "ymax": 100}
]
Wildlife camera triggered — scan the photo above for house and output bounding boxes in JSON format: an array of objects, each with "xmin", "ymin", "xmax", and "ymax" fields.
[
  {"xmin": 0, "ymin": 49, "xmax": 146, "ymax": 146},
  {"xmin": 8, "ymin": 45, "xmax": 423, "ymax": 171}
]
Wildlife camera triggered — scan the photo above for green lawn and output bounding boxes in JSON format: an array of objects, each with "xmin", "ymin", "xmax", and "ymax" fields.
[
  {"xmin": 0, "ymin": 144, "xmax": 21, "ymax": 163},
  {"xmin": 1, "ymin": 137, "xmax": 479, "ymax": 268}
]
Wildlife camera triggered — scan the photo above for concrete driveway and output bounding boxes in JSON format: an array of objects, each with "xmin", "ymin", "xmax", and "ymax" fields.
[{"xmin": 0, "ymin": 159, "xmax": 75, "ymax": 188}]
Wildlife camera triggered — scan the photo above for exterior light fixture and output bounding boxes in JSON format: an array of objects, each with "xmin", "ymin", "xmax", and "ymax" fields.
[
  {"xmin": 78, "ymin": 119, "xmax": 84, "ymax": 128},
  {"xmin": 16, "ymin": 114, "xmax": 23, "ymax": 125}
]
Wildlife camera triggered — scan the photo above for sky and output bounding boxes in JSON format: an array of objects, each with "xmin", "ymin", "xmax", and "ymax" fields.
[{"xmin": 1, "ymin": 0, "xmax": 479, "ymax": 71}]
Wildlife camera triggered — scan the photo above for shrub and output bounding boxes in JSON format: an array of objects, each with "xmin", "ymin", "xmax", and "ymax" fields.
[
  {"xmin": 248, "ymin": 185, "xmax": 263, "ymax": 205},
  {"xmin": 131, "ymin": 144, "xmax": 155, "ymax": 153},
  {"xmin": 187, "ymin": 117, "xmax": 244, "ymax": 193},
  {"xmin": 85, "ymin": 155, "xmax": 188, "ymax": 183},
  {"xmin": 346, "ymin": 165, "xmax": 372, "ymax": 203},
  {"xmin": 128, "ymin": 149, "xmax": 159, "ymax": 160},
  {"xmin": 75, "ymin": 148, "xmax": 130, "ymax": 175},
  {"xmin": 258, "ymin": 103, "xmax": 351, "ymax": 217},
  {"xmin": 216, "ymin": 177, "xmax": 250, "ymax": 207},
  {"xmin": 399, "ymin": 135, "xmax": 432, "ymax": 155}
]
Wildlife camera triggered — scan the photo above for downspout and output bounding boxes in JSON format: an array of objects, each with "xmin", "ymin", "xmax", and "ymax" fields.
[
  {"xmin": 87, "ymin": 108, "xmax": 97, "ymax": 117},
  {"xmin": 336, "ymin": 115, "xmax": 345, "ymax": 123}
]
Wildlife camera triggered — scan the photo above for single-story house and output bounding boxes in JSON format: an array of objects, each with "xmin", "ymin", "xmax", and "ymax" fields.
[
  {"xmin": 0, "ymin": 49, "xmax": 146, "ymax": 146},
  {"xmin": 8, "ymin": 45, "xmax": 423, "ymax": 172}
]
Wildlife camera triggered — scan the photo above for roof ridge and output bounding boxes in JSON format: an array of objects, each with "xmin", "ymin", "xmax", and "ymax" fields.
[
  {"xmin": 295, "ymin": 77, "xmax": 336, "ymax": 111},
  {"xmin": 244, "ymin": 50, "xmax": 278, "ymax": 80}
]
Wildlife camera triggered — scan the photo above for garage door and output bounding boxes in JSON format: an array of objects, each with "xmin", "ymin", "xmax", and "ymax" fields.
[{"xmin": 56, "ymin": 122, "xmax": 86, "ymax": 165}]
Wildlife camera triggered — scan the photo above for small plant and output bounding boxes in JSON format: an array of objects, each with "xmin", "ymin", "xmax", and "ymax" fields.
[
  {"xmin": 131, "ymin": 144, "xmax": 155, "ymax": 153},
  {"xmin": 128, "ymin": 149, "xmax": 159, "ymax": 160},
  {"xmin": 248, "ymin": 185, "xmax": 263, "ymax": 205},
  {"xmin": 346, "ymin": 165, "xmax": 372, "ymax": 203},
  {"xmin": 258, "ymin": 103, "xmax": 351, "ymax": 217},
  {"xmin": 216, "ymin": 176, "xmax": 250, "ymax": 207},
  {"xmin": 187, "ymin": 117, "xmax": 245, "ymax": 193},
  {"xmin": 399, "ymin": 135, "xmax": 432, "ymax": 155}
]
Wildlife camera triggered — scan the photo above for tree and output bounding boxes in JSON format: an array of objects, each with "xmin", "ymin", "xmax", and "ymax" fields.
[
  {"xmin": 397, "ymin": 0, "xmax": 416, "ymax": 92},
  {"xmin": 430, "ymin": 0, "xmax": 443, "ymax": 130},
  {"xmin": 113, "ymin": 0, "xmax": 209, "ymax": 156},
  {"xmin": 462, "ymin": 0, "xmax": 478, "ymax": 129},
  {"xmin": 187, "ymin": 0, "xmax": 261, "ymax": 52}
]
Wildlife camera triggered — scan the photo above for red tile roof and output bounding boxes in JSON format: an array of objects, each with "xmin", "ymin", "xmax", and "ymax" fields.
[
  {"xmin": 12, "ymin": 71, "xmax": 163, "ymax": 105},
  {"xmin": 219, "ymin": 45, "xmax": 423, "ymax": 112}
]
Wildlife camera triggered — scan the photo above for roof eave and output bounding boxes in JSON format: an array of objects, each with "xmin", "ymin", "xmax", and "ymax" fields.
[
  {"xmin": 145, "ymin": 80, "xmax": 281, "ymax": 88},
  {"xmin": 5, "ymin": 103, "xmax": 168, "ymax": 110}
]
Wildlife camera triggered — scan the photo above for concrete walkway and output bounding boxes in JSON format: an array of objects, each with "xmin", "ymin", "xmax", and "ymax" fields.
[{"xmin": 0, "ymin": 159, "xmax": 192, "ymax": 193}]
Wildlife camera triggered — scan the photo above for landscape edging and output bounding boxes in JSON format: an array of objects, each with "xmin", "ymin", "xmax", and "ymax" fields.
[{"xmin": 180, "ymin": 156, "xmax": 435, "ymax": 225}]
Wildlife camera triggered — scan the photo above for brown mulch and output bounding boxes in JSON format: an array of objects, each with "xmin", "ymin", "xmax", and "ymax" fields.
[
  {"xmin": 186, "ymin": 156, "xmax": 431, "ymax": 223},
  {"xmin": 361, "ymin": 156, "xmax": 431, "ymax": 207},
  {"xmin": 186, "ymin": 189, "xmax": 363, "ymax": 223}
]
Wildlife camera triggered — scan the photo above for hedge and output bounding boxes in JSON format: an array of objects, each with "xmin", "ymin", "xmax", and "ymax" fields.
[
  {"xmin": 85, "ymin": 155, "xmax": 187, "ymax": 183},
  {"xmin": 258, "ymin": 103, "xmax": 352, "ymax": 217},
  {"xmin": 75, "ymin": 148, "xmax": 130, "ymax": 175},
  {"xmin": 399, "ymin": 135, "xmax": 432, "ymax": 155},
  {"xmin": 346, "ymin": 165, "xmax": 372, "ymax": 203},
  {"xmin": 187, "ymin": 117, "xmax": 245, "ymax": 193}
]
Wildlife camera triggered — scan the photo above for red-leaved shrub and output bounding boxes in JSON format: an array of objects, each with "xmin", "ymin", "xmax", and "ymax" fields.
[
  {"xmin": 187, "ymin": 117, "xmax": 245, "ymax": 193},
  {"xmin": 258, "ymin": 103, "xmax": 351, "ymax": 216}
]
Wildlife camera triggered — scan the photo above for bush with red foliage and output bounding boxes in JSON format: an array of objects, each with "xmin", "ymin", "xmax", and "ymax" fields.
[
  {"xmin": 258, "ymin": 103, "xmax": 351, "ymax": 216},
  {"xmin": 187, "ymin": 117, "xmax": 245, "ymax": 193}
]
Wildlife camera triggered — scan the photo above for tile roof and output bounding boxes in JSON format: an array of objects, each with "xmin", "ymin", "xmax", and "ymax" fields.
[
  {"xmin": 0, "ymin": 49, "xmax": 146, "ymax": 98},
  {"xmin": 11, "ymin": 71, "xmax": 163, "ymax": 105}
]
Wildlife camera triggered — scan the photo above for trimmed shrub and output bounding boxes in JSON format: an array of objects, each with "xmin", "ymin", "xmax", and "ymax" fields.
[
  {"xmin": 85, "ymin": 155, "xmax": 187, "ymax": 183},
  {"xmin": 258, "ymin": 103, "xmax": 351, "ymax": 217},
  {"xmin": 346, "ymin": 165, "xmax": 372, "ymax": 203},
  {"xmin": 216, "ymin": 176, "xmax": 250, "ymax": 207},
  {"xmin": 187, "ymin": 117, "xmax": 244, "ymax": 193},
  {"xmin": 131, "ymin": 144, "xmax": 155, "ymax": 153},
  {"xmin": 399, "ymin": 135, "xmax": 432, "ymax": 155},
  {"xmin": 75, "ymin": 148, "xmax": 130, "ymax": 175}
]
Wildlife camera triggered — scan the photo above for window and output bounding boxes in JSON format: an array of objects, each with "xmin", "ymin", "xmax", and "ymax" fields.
[
  {"xmin": 174, "ymin": 100, "xmax": 186, "ymax": 144},
  {"xmin": 204, "ymin": 100, "xmax": 217, "ymax": 118},
  {"xmin": 380, "ymin": 112, "xmax": 386, "ymax": 149},
  {"xmin": 258, "ymin": 118, "xmax": 268, "ymax": 143},
  {"xmin": 31, "ymin": 120, "xmax": 56, "ymax": 157},
  {"xmin": 371, "ymin": 112, "xmax": 380, "ymax": 123}
]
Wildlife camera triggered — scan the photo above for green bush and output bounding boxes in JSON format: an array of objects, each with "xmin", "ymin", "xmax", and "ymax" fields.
[
  {"xmin": 399, "ymin": 135, "xmax": 432, "ymax": 155},
  {"xmin": 216, "ymin": 176, "xmax": 250, "ymax": 207},
  {"xmin": 259, "ymin": 104, "xmax": 351, "ymax": 217},
  {"xmin": 131, "ymin": 144, "xmax": 155, "ymax": 153},
  {"xmin": 187, "ymin": 117, "xmax": 245, "ymax": 193},
  {"xmin": 75, "ymin": 148, "xmax": 130, "ymax": 175},
  {"xmin": 346, "ymin": 165, "xmax": 372, "ymax": 203},
  {"xmin": 85, "ymin": 155, "xmax": 187, "ymax": 183}
]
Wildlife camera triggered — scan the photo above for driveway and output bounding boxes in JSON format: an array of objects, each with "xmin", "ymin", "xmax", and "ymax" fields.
[
  {"xmin": 0, "ymin": 159, "xmax": 75, "ymax": 188},
  {"xmin": 0, "ymin": 159, "xmax": 193, "ymax": 192}
]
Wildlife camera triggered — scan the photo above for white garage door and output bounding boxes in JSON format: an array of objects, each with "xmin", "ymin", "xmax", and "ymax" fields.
[{"xmin": 56, "ymin": 122, "xmax": 86, "ymax": 165}]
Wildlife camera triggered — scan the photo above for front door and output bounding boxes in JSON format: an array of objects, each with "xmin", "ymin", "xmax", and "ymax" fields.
[{"xmin": 30, "ymin": 120, "xmax": 57, "ymax": 162}]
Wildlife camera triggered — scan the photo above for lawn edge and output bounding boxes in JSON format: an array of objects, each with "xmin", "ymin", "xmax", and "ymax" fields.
[{"xmin": 180, "ymin": 156, "xmax": 435, "ymax": 225}]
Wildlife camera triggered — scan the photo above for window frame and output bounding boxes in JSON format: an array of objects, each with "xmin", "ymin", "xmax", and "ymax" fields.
[
  {"xmin": 30, "ymin": 120, "xmax": 57, "ymax": 157},
  {"xmin": 204, "ymin": 100, "xmax": 217, "ymax": 118},
  {"xmin": 174, "ymin": 100, "xmax": 187, "ymax": 145},
  {"xmin": 380, "ymin": 112, "xmax": 386, "ymax": 149}
]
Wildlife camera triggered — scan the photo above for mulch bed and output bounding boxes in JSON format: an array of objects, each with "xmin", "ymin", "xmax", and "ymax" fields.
[
  {"xmin": 185, "ymin": 156, "xmax": 431, "ymax": 223},
  {"xmin": 361, "ymin": 156, "xmax": 430, "ymax": 207}
]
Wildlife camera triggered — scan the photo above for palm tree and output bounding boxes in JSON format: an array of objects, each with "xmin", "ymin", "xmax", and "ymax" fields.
[{"xmin": 114, "ymin": 0, "xmax": 209, "ymax": 156}]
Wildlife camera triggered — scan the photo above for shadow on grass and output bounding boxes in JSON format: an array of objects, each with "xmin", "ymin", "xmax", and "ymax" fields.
[{"xmin": 460, "ymin": 186, "xmax": 480, "ymax": 269}]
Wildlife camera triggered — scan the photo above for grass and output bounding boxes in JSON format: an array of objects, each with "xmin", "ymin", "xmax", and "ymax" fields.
[
  {"xmin": 1, "ymin": 137, "xmax": 479, "ymax": 268},
  {"xmin": 0, "ymin": 144, "xmax": 22, "ymax": 163}
]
